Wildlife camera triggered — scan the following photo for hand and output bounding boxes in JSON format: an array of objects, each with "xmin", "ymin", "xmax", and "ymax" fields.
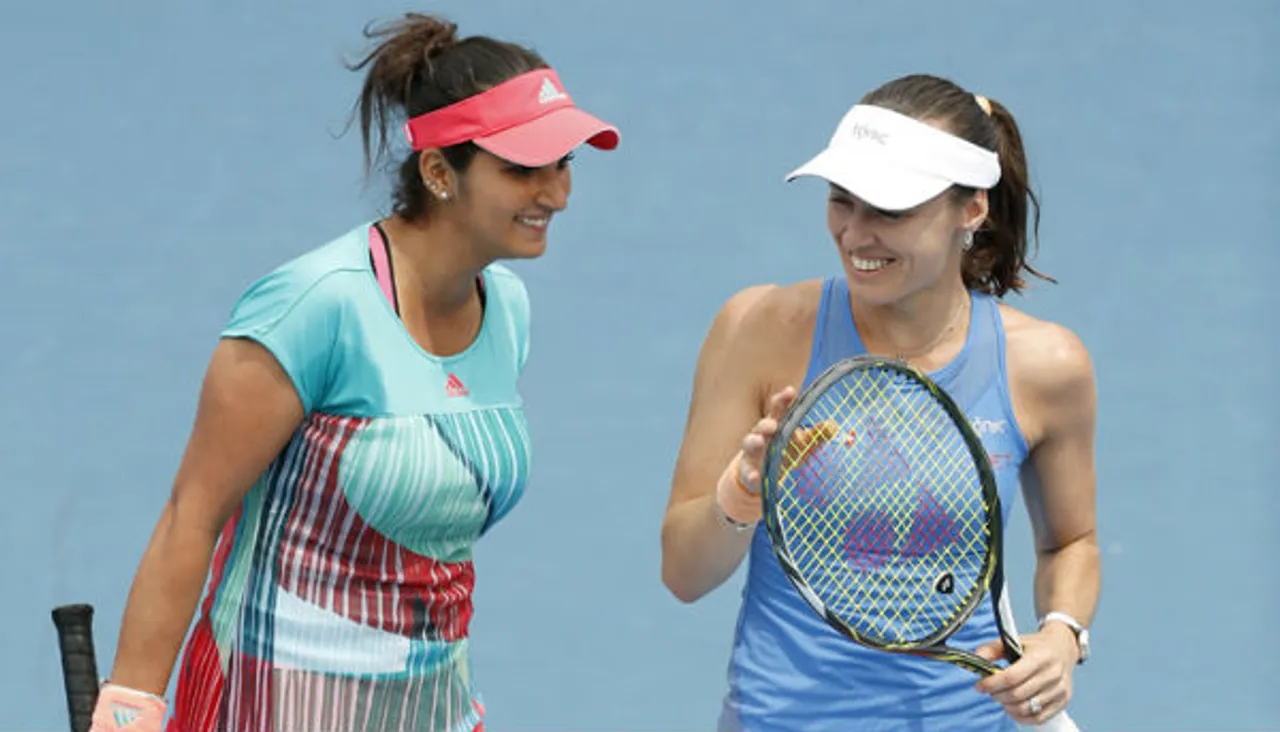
[
  {"xmin": 90, "ymin": 683, "xmax": 167, "ymax": 732},
  {"xmin": 974, "ymin": 624, "xmax": 1079, "ymax": 725},
  {"xmin": 737, "ymin": 386, "xmax": 840, "ymax": 494}
]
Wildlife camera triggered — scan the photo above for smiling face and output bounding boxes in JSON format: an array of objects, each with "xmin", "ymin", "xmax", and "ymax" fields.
[
  {"xmin": 827, "ymin": 183, "xmax": 988, "ymax": 306},
  {"xmin": 426, "ymin": 147, "xmax": 575, "ymax": 262}
]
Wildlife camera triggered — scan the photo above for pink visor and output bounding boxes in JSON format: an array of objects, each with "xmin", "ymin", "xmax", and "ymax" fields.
[{"xmin": 403, "ymin": 68, "xmax": 619, "ymax": 167}]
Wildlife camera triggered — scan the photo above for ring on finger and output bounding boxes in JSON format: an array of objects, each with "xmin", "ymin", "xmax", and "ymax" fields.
[{"xmin": 1027, "ymin": 696, "xmax": 1043, "ymax": 717}]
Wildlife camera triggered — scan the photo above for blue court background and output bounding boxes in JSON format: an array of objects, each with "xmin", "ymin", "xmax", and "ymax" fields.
[{"xmin": 2, "ymin": 1, "xmax": 1276, "ymax": 730}]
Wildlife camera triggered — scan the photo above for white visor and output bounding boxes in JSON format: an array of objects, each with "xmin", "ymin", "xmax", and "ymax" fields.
[{"xmin": 786, "ymin": 104, "xmax": 1001, "ymax": 211}]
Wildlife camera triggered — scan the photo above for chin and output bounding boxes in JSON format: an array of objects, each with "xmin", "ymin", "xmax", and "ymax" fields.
[
  {"xmin": 842, "ymin": 264, "xmax": 908, "ymax": 307},
  {"xmin": 500, "ymin": 239, "xmax": 548, "ymax": 260}
]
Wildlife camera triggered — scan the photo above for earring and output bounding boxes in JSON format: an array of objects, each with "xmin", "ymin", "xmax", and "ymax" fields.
[{"xmin": 962, "ymin": 230, "xmax": 974, "ymax": 251}]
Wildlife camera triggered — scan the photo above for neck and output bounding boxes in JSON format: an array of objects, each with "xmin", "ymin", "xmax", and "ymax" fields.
[
  {"xmin": 850, "ymin": 279, "xmax": 971, "ymax": 363},
  {"xmin": 379, "ymin": 215, "xmax": 485, "ymax": 316}
]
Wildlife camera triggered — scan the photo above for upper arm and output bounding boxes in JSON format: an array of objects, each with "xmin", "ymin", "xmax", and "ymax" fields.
[
  {"xmin": 168, "ymin": 337, "xmax": 307, "ymax": 535},
  {"xmin": 664, "ymin": 286, "xmax": 776, "ymax": 512},
  {"xmin": 168, "ymin": 267, "xmax": 343, "ymax": 534},
  {"xmin": 221, "ymin": 267, "xmax": 343, "ymax": 414},
  {"xmin": 1014, "ymin": 323, "xmax": 1099, "ymax": 553}
]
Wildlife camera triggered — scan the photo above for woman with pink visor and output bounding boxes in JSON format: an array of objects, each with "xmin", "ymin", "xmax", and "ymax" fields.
[
  {"xmin": 87, "ymin": 13, "xmax": 618, "ymax": 732},
  {"xmin": 661, "ymin": 73, "xmax": 1099, "ymax": 731}
]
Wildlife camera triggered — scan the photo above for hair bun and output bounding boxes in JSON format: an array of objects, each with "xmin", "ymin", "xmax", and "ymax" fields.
[{"xmin": 400, "ymin": 13, "xmax": 458, "ymax": 58}]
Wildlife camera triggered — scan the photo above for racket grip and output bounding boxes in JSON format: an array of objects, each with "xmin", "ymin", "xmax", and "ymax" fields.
[
  {"xmin": 51, "ymin": 604, "xmax": 101, "ymax": 732},
  {"xmin": 1038, "ymin": 709, "xmax": 1082, "ymax": 732}
]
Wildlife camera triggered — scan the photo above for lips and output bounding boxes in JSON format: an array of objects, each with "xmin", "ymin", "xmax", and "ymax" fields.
[{"xmin": 848, "ymin": 250, "xmax": 898, "ymax": 273}]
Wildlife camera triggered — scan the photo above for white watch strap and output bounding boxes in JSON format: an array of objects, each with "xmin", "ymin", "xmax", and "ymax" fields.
[{"xmin": 1039, "ymin": 611, "xmax": 1084, "ymax": 632}]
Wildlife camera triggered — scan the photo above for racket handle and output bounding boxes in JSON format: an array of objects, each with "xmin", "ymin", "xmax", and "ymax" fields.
[
  {"xmin": 1037, "ymin": 709, "xmax": 1082, "ymax": 732},
  {"xmin": 51, "ymin": 604, "xmax": 101, "ymax": 732}
]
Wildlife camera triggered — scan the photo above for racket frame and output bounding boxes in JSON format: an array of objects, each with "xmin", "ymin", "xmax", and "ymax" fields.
[{"xmin": 760, "ymin": 355, "xmax": 1017, "ymax": 675}]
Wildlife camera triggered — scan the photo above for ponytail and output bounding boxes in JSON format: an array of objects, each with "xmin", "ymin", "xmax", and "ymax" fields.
[
  {"xmin": 965, "ymin": 97, "xmax": 1054, "ymax": 296},
  {"xmin": 349, "ymin": 14, "xmax": 459, "ymax": 182}
]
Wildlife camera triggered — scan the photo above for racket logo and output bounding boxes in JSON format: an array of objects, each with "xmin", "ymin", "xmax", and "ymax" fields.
[{"xmin": 934, "ymin": 572, "xmax": 955, "ymax": 595}]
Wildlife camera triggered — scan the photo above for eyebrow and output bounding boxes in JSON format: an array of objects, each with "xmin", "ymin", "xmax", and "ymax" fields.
[{"xmin": 828, "ymin": 185, "xmax": 912, "ymax": 217}]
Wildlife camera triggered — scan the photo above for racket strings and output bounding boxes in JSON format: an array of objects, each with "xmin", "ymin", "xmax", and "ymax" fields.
[{"xmin": 771, "ymin": 369, "xmax": 994, "ymax": 646}]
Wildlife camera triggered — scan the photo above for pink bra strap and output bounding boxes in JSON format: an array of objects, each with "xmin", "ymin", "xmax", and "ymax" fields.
[{"xmin": 368, "ymin": 224, "xmax": 396, "ymax": 307}]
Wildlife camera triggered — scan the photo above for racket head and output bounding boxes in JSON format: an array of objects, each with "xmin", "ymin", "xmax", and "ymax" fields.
[{"xmin": 760, "ymin": 356, "xmax": 1005, "ymax": 654}]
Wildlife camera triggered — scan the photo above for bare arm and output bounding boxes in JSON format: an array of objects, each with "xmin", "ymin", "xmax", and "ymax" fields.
[
  {"xmin": 976, "ymin": 318, "xmax": 1100, "ymax": 723},
  {"xmin": 661, "ymin": 285, "xmax": 795, "ymax": 603},
  {"xmin": 107, "ymin": 337, "xmax": 305, "ymax": 695},
  {"xmin": 1018, "ymin": 325, "xmax": 1101, "ymax": 633}
]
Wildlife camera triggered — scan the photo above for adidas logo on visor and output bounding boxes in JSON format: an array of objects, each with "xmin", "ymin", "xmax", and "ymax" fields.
[{"xmin": 538, "ymin": 78, "xmax": 567, "ymax": 105}]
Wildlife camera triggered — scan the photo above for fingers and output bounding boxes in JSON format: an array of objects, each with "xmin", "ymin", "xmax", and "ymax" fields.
[
  {"xmin": 983, "ymin": 672, "xmax": 1069, "ymax": 726},
  {"xmin": 766, "ymin": 386, "xmax": 797, "ymax": 421},
  {"xmin": 975, "ymin": 638, "xmax": 1075, "ymax": 726},
  {"xmin": 737, "ymin": 387, "xmax": 798, "ymax": 493},
  {"xmin": 1002, "ymin": 681, "xmax": 1070, "ymax": 726},
  {"xmin": 739, "ymin": 431, "xmax": 768, "ymax": 493}
]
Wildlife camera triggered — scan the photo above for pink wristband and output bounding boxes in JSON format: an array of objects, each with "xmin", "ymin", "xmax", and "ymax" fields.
[
  {"xmin": 91, "ymin": 683, "xmax": 167, "ymax": 732},
  {"xmin": 716, "ymin": 454, "xmax": 762, "ymax": 526}
]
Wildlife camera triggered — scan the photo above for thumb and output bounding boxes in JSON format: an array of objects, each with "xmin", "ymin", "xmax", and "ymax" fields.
[{"xmin": 974, "ymin": 639, "xmax": 1007, "ymax": 662}]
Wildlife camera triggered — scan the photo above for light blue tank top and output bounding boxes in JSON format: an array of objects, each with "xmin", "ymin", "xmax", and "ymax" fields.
[{"xmin": 719, "ymin": 276, "xmax": 1030, "ymax": 732}]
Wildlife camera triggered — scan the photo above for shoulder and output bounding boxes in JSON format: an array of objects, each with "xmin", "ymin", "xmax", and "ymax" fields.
[
  {"xmin": 480, "ymin": 263, "xmax": 530, "ymax": 334},
  {"xmin": 693, "ymin": 279, "xmax": 824, "ymax": 400},
  {"xmin": 481, "ymin": 262, "xmax": 532, "ymax": 370},
  {"xmin": 481, "ymin": 263, "xmax": 529, "ymax": 309},
  {"xmin": 999, "ymin": 304, "xmax": 1097, "ymax": 445},
  {"xmin": 218, "ymin": 225, "xmax": 373, "ymax": 414},
  {"xmin": 710, "ymin": 279, "xmax": 824, "ymax": 346},
  {"xmin": 225, "ymin": 226, "xmax": 371, "ymax": 334}
]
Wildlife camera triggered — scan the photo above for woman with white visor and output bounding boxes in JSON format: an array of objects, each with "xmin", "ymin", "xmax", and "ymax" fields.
[{"xmin": 661, "ymin": 73, "xmax": 1101, "ymax": 731}]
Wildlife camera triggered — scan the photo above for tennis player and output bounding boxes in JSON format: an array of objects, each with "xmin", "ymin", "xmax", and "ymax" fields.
[
  {"xmin": 661, "ymin": 73, "xmax": 1099, "ymax": 731},
  {"xmin": 88, "ymin": 14, "xmax": 618, "ymax": 732}
]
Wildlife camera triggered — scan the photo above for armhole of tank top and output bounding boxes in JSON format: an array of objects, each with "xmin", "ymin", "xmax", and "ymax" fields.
[{"xmin": 991, "ymin": 301, "xmax": 1032, "ymax": 459}]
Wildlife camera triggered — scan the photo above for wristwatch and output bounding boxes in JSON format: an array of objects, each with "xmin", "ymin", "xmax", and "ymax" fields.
[{"xmin": 1038, "ymin": 611, "xmax": 1090, "ymax": 664}]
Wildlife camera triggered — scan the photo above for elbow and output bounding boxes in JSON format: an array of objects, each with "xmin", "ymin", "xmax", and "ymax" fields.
[
  {"xmin": 1039, "ymin": 527, "xmax": 1100, "ymax": 557},
  {"xmin": 660, "ymin": 529, "xmax": 709, "ymax": 604},
  {"xmin": 662, "ymin": 563, "xmax": 707, "ymax": 604}
]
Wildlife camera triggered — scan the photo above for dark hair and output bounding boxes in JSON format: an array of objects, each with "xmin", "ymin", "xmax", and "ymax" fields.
[
  {"xmin": 861, "ymin": 74, "xmax": 1054, "ymax": 297},
  {"xmin": 346, "ymin": 14, "xmax": 548, "ymax": 221}
]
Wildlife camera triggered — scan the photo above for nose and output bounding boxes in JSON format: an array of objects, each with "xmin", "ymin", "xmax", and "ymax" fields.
[
  {"xmin": 534, "ymin": 165, "xmax": 572, "ymax": 212},
  {"xmin": 830, "ymin": 204, "xmax": 876, "ymax": 249}
]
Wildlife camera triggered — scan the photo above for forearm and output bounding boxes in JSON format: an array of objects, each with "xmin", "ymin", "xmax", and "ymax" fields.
[
  {"xmin": 661, "ymin": 491, "xmax": 756, "ymax": 603},
  {"xmin": 108, "ymin": 503, "xmax": 221, "ymax": 696},
  {"xmin": 1033, "ymin": 530, "xmax": 1101, "ymax": 626}
]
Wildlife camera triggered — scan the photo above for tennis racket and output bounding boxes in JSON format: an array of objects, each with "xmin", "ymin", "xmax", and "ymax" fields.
[
  {"xmin": 759, "ymin": 355, "xmax": 1080, "ymax": 732},
  {"xmin": 52, "ymin": 603, "xmax": 102, "ymax": 732}
]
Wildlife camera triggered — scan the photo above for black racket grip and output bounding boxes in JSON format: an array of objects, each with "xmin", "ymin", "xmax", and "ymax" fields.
[{"xmin": 52, "ymin": 604, "xmax": 101, "ymax": 732}]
